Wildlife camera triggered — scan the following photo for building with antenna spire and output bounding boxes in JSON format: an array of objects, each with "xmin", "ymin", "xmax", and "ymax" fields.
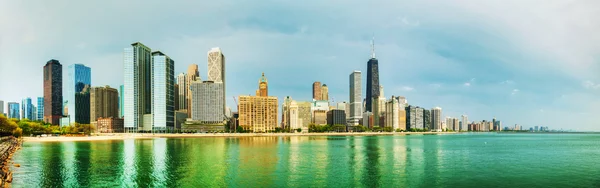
[{"xmin": 366, "ymin": 35, "xmax": 380, "ymax": 127}]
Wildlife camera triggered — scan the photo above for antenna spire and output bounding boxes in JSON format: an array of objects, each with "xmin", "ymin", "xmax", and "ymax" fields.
[{"xmin": 371, "ymin": 34, "xmax": 376, "ymax": 59}]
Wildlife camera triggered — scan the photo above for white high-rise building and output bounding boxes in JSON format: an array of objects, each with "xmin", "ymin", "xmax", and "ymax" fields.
[
  {"xmin": 207, "ymin": 47, "xmax": 226, "ymax": 117},
  {"xmin": 461, "ymin": 115, "xmax": 468, "ymax": 131},
  {"xmin": 289, "ymin": 101, "xmax": 299, "ymax": 130},
  {"xmin": 177, "ymin": 73, "xmax": 187, "ymax": 110},
  {"xmin": 151, "ymin": 51, "xmax": 175, "ymax": 132},
  {"xmin": 349, "ymin": 71, "xmax": 362, "ymax": 125},
  {"xmin": 190, "ymin": 80, "xmax": 224, "ymax": 124},
  {"xmin": 432, "ymin": 107, "xmax": 442, "ymax": 132},
  {"xmin": 124, "ymin": 42, "xmax": 152, "ymax": 132}
]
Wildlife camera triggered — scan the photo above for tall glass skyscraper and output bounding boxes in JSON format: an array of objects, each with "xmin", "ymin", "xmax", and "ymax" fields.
[
  {"xmin": 44, "ymin": 59, "xmax": 63, "ymax": 125},
  {"xmin": 21, "ymin": 97, "xmax": 33, "ymax": 120},
  {"xmin": 37, "ymin": 97, "xmax": 44, "ymax": 121},
  {"xmin": 124, "ymin": 42, "xmax": 152, "ymax": 132},
  {"xmin": 151, "ymin": 51, "xmax": 175, "ymax": 132},
  {"xmin": 65, "ymin": 64, "xmax": 91, "ymax": 124},
  {"xmin": 8, "ymin": 102, "xmax": 20, "ymax": 119},
  {"xmin": 119, "ymin": 85, "xmax": 124, "ymax": 118}
]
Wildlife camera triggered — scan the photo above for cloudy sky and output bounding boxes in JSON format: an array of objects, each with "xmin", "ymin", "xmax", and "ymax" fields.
[{"xmin": 1, "ymin": 0, "xmax": 599, "ymax": 131}]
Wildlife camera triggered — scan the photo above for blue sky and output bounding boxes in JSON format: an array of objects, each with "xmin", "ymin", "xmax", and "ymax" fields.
[{"xmin": 0, "ymin": 0, "xmax": 599, "ymax": 131}]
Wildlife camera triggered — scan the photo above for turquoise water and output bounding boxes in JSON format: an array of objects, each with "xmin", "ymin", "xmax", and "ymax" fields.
[{"xmin": 11, "ymin": 133, "xmax": 600, "ymax": 187}]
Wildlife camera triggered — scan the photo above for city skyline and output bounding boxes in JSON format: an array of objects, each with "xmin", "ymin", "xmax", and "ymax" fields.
[{"xmin": 0, "ymin": 1, "xmax": 599, "ymax": 131}]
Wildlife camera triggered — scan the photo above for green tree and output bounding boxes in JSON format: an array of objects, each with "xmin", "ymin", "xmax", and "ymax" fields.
[{"xmin": 296, "ymin": 128, "xmax": 302, "ymax": 133}]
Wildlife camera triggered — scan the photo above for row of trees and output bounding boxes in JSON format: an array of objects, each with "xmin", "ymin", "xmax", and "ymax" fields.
[{"xmin": 0, "ymin": 114, "xmax": 95, "ymax": 137}]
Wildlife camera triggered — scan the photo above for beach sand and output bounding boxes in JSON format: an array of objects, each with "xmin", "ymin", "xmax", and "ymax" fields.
[{"xmin": 23, "ymin": 132, "xmax": 458, "ymax": 142}]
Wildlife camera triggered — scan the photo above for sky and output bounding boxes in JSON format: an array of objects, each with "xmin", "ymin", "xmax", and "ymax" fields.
[{"xmin": 0, "ymin": 0, "xmax": 599, "ymax": 131}]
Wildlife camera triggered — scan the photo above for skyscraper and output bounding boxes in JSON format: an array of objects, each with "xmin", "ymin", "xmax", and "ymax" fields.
[
  {"xmin": 90, "ymin": 86, "xmax": 119, "ymax": 125},
  {"xmin": 176, "ymin": 73, "xmax": 187, "ymax": 110},
  {"xmin": 74, "ymin": 85, "xmax": 90, "ymax": 124},
  {"xmin": 423, "ymin": 109, "xmax": 431, "ymax": 130},
  {"xmin": 37, "ymin": 97, "xmax": 44, "ymax": 121},
  {"xmin": 0, "ymin": 100, "xmax": 4, "ymax": 116},
  {"xmin": 366, "ymin": 37, "xmax": 379, "ymax": 113},
  {"xmin": 432, "ymin": 107, "xmax": 442, "ymax": 131},
  {"xmin": 151, "ymin": 51, "xmax": 175, "ymax": 132},
  {"xmin": 385, "ymin": 97, "xmax": 399, "ymax": 130},
  {"xmin": 119, "ymin": 85, "xmax": 124, "ymax": 118},
  {"xmin": 124, "ymin": 42, "xmax": 152, "ymax": 132},
  {"xmin": 65, "ymin": 64, "xmax": 91, "ymax": 124},
  {"xmin": 349, "ymin": 71, "xmax": 362, "ymax": 125},
  {"xmin": 21, "ymin": 98, "xmax": 33, "ymax": 120},
  {"xmin": 44, "ymin": 59, "xmax": 63, "ymax": 125},
  {"xmin": 207, "ymin": 47, "xmax": 226, "ymax": 118},
  {"xmin": 312, "ymin": 82, "xmax": 322, "ymax": 100},
  {"xmin": 321, "ymin": 84, "xmax": 329, "ymax": 101},
  {"xmin": 186, "ymin": 64, "xmax": 200, "ymax": 118},
  {"xmin": 238, "ymin": 73, "xmax": 278, "ymax": 133},
  {"xmin": 8, "ymin": 102, "xmax": 19, "ymax": 119},
  {"xmin": 190, "ymin": 80, "xmax": 224, "ymax": 124},
  {"xmin": 406, "ymin": 105, "xmax": 423, "ymax": 129},
  {"xmin": 461, "ymin": 115, "xmax": 468, "ymax": 131}
]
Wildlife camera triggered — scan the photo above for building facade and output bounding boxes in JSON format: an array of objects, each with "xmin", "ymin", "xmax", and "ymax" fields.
[
  {"xmin": 349, "ymin": 71, "xmax": 362, "ymax": 125},
  {"xmin": 312, "ymin": 110, "xmax": 327, "ymax": 125},
  {"xmin": 8, "ymin": 102, "xmax": 19, "ymax": 119},
  {"xmin": 151, "ymin": 51, "xmax": 175, "ymax": 132},
  {"xmin": 65, "ymin": 64, "xmax": 91, "ymax": 124},
  {"xmin": 432, "ymin": 107, "xmax": 442, "ymax": 131},
  {"xmin": 321, "ymin": 84, "xmax": 329, "ymax": 101},
  {"xmin": 312, "ymin": 81, "xmax": 322, "ymax": 100},
  {"xmin": 327, "ymin": 109, "xmax": 346, "ymax": 126},
  {"xmin": 238, "ymin": 73, "xmax": 278, "ymax": 133},
  {"xmin": 36, "ymin": 97, "xmax": 44, "ymax": 121},
  {"xmin": 44, "ymin": 59, "xmax": 63, "ymax": 125},
  {"xmin": 186, "ymin": 64, "xmax": 200, "ymax": 118},
  {"xmin": 207, "ymin": 47, "xmax": 226, "ymax": 117},
  {"xmin": 21, "ymin": 98, "xmax": 33, "ymax": 120},
  {"xmin": 384, "ymin": 97, "xmax": 399, "ymax": 130},
  {"xmin": 406, "ymin": 105, "xmax": 424, "ymax": 129},
  {"xmin": 190, "ymin": 81, "xmax": 224, "ymax": 124},
  {"xmin": 0, "ymin": 100, "xmax": 3, "ymax": 116},
  {"xmin": 176, "ymin": 73, "xmax": 187, "ymax": 111},
  {"xmin": 366, "ymin": 39, "xmax": 379, "ymax": 113},
  {"xmin": 423, "ymin": 109, "xmax": 431, "ymax": 130},
  {"xmin": 461, "ymin": 115, "xmax": 468, "ymax": 131},
  {"xmin": 74, "ymin": 86, "xmax": 91, "ymax": 124},
  {"xmin": 297, "ymin": 101, "xmax": 312, "ymax": 132},
  {"xmin": 119, "ymin": 85, "xmax": 124, "ymax": 118},
  {"xmin": 123, "ymin": 42, "xmax": 152, "ymax": 132},
  {"xmin": 96, "ymin": 117, "xmax": 124, "ymax": 133},
  {"xmin": 90, "ymin": 86, "xmax": 119, "ymax": 126}
]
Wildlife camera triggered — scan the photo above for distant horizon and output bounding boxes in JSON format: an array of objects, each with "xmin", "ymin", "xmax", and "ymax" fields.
[{"xmin": 1, "ymin": 0, "xmax": 599, "ymax": 131}]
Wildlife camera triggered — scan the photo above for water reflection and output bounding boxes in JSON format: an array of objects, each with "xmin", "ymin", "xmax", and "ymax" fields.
[
  {"xmin": 362, "ymin": 136, "xmax": 380, "ymax": 187},
  {"xmin": 122, "ymin": 139, "xmax": 137, "ymax": 187},
  {"xmin": 152, "ymin": 138, "xmax": 167, "ymax": 187}
]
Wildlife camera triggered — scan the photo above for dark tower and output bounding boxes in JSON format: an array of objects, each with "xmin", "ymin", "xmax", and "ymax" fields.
[
  {"xmin": 366, "ymin": 37, "xmax": 379, "ymax": 112},
  {"xmin": 43, "ymin": 59, "xmax": 63, "ymax": 125}
]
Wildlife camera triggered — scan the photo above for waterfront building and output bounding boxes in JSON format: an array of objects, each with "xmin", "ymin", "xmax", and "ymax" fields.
[
  {"xmin": 151, "ymin": 51, "xmax": 175, "ymax": 132},
  {"xmin": 44, "ymin": 59, "xmax": 63, "ymax": 125},
  {"xmin": 238, "ymin": 73, "xmax": 278, "ymax": 133},
  {"xmin": 366, "ymin": 37, "xmax": 380, "ymax": 113},
  {"xmin": 423, "ymin": 109, "xmax": 431, "ymax": 130},
  {"xmin": 327, "ymin": 109, "xmax": 346, "ymax": 125},
  {"xmin": 0, "ymin": 100, "xmax": 3, "ymax": 117},
  {"xmin": 349, "ymin": 71, "xmax": 362, "ymax": 125},
  {"xmin": 60, "ymin": 116, "xmax": 70, "ymax": 127},
  {"xmin": 190, "ymin": 80, "xmax": 224, "ymax": 124},
  {"xmin": 90, "ymin": 86, "xmax": 119, "ymax": 127},
  {"xmin": 119, "ymin": 85, "xmax": 124, "ymax": 118},
  {"xmin": 395, "ymin": 96, "xmax": 408, "ymax": 109},
  {"xmin": 398, "ymin": 108, "xmax": 406, "ymax": 131},
  {"xmin": 453, "ymin": 118, "xmax": 459, "ymax": 131},
  {"xmin": 297, "ymin": 101, "xmax": 312, "ymax": 132},
  {"xmin": 8, "ymin": 102, "xmax": 19, "ymax": 119},
  {"xmin": 186, "ymin": 64, "xmax": 200, "ymax": 118},
  {"xmin": 74, "ymin": 86, "xmax": 91, "ymax": 124},
  {"xmin": 36, "ymin": 97, "xmax": 44, "ymax": 121},
  {"xmin": 384, "ymin": 97, "xmax": 399, "ymax": 130},
  {"xmin": 362, "ymin": 112, "xmax": 373, "ymax": 129},
  {"xmin": 461, "ymin": 115, "xmax": 468, "ymax": 131},
  {"xmin": 312, "ymin": 82, "xmax": 322, "ymax": 100},
  {"xmin": 65, "ymin": 64, "xmax": 91, "ymax": 124},
  {"xmin": 21, "ymin": 98, "xmax": 33, "ymax": 120},
  {"xmin": 312, "ymin": 110, "xmax": 327, "ymax": 125},
  {"xmin": 321, "ymin": 84, "xmax": 329, "ymax": 101},
  {"xmin": 406, "ymin": 105, "xmax": 424, "ymax": 129},
  {"xmin": 282, "ymin": 97, "xmax": 300, "ymax": 131},
  {"xmin": 176, "ymin": 73, "xmax": 187, "ymax": 110},
  {"xmin": 432, "ymin": 107, "xmax": 442, "ymax": 131},
  {"xmin": 207, "ymin": 47, "xmax": 226, "ymax": 116},
  {"xmin": 174, "ymin": 84, "xmax": 179, "ymax": 110},
  {"xmin": 96, "ymin": 117, "xmax": 124, "ymax": 133},
  {"xmin": 378, "ymin": 86, "xmax": 386, "ymax": 115}
]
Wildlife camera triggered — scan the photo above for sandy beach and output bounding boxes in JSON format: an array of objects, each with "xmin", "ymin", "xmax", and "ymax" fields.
[{"xmin": 23, "ymin": 132, "xmax": 458, "ymax": 142}]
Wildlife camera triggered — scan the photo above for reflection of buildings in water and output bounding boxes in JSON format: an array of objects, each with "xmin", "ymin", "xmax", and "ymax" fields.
[
  {"xmin": 421, "ymin": 135, "xmax": 442, "ymax": 187},
  {"xmin": 41, "ymin": 143, "xmax": 64, "ymax": 187},
  {"xmin": 89, "ymin": 140, "xmax": 122, "ymax": 185},
  {"xmin": 392, "ymin": 137, "xmax": 408, "ymax": 183},
  {"xmin": 122, "ymin": 139, "xmax": 137, "ymax": 187},
  {"xmin": 237, "ymin": 136, "xmax": 279, "ymax": 187},
  {"xmin": 152, "ymin": 138, "xmax": 167, "ymax": 186},
  {"xmin": 62, "ymin": 142, "xmax": 77, "ymax": 187},
  {"xmin": 406, "ymin": 136, "xmax": 425, "ymax": 186},
  {"xmin": 362, "ymin": 136, "xmax": 380, "ymax": 187},
  {"xmin": 185, "ymin": 138, "xmax": 227, "ymax": 187},
  {"xmin": 73, "ymin": 142, "xmax": 92, "ymax": 186}
]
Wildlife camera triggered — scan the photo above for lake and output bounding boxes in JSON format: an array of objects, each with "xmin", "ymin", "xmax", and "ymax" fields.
[{"xmin": 11, "ymin": 133, "xmax": 600, "ymax": 187}]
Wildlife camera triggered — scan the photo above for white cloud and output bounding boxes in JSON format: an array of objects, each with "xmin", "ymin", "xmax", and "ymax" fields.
[
  {"xmin": 463, "ymin": 83, "xmax": 471, "ymax": 87},
  {"xmin": 511, "ymin": 89, "xmax": 519, "ymax": 95},
  {"xmin": 402, "ymin": 86, "xmax": 414, "ymax": 91},
  {"xmin": 583, "ymin": 80, "xmax": 600, "ymax": 90},
  {"xmin": 500, "ymin": 80, "xmax": 515, "ymax": 84}
]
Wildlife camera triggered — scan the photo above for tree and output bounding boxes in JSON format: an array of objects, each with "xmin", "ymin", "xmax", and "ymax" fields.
[
  {"xmin": 296, "ymin": 128, "xmax": 302, "ymax": 133},
  {"xmin": 236, "ymin": 126, "xmax": 245, "ymax": 133}
]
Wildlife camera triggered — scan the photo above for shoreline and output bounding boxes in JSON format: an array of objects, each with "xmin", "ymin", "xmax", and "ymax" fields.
[
  {"xmin": 23, "ymin": 132, "xmax": 459, "ymax": 142},
  {"xmin": 1, "ymin": 137, "xmax": 21, "ymax": 187}
]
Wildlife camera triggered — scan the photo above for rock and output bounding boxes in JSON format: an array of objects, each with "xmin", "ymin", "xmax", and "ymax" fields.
[{"xmin": 13, "ymin": 164, "xmax": 19, "ymax": 167}]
